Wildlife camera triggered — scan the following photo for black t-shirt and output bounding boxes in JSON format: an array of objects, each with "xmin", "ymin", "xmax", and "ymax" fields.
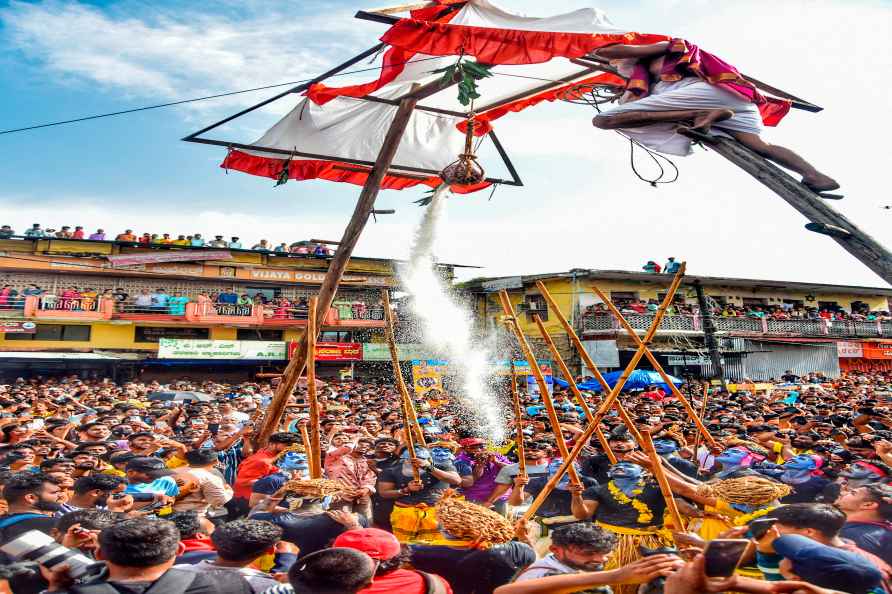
[
  {"xmin": 583, "ymin": 481, "xmax": 666, "ymax": 528},
  {"xmin": 251, "ymin": 511, "xmax": 367, "ymax": 558},
  {"xmin": 781, "ymin": 476, "xmax": 831, "ymax": 504},
  {"xmin": 410, "ymin": 541, "xmax": 536, "ymax": 594},
  {"xmin": 581, "ymin": 454, "xmax": 613, "ymax": 484},
  {"xmin": 378, "ymin": 461, "xmax": 457, "ymax": 506},
  {"xmin": 525, "ymin": 475, "xmax": 598, "ymax": 519}
]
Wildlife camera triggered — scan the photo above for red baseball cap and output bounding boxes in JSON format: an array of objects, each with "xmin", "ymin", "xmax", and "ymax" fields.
[
  {"xmin": 459, "ymin": 437, "xmax": 486, "ymax": 448},
  {"xmin": 332, "ymin": 528, "xmax": 401, "ymax": 560}
]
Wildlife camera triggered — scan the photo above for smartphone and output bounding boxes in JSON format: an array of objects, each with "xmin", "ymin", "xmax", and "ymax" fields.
[
  {"xmin": 207, "ymin": 423, "xmax": 219, "ymax": 434},
  {"xmin": 127, "ymin": 492, "xmax": 156, "ymax": 502},
  {"xmin": 746, "ymin": 517, "xmax": 777, "ymax": 540},
  {"xmin": 704, "ymin": 539, "xmax": 750, "ymax": 577}
]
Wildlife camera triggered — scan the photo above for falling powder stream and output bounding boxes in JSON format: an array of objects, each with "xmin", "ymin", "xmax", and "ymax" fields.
[{"xmin": 399, "ymin": 185, "xmax": 506, "ymax": 442}]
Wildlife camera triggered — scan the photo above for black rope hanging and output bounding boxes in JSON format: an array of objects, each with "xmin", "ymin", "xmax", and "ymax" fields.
[{"xmin": 557, "ymin": 82, "xmax": 680, "ymax": 187}]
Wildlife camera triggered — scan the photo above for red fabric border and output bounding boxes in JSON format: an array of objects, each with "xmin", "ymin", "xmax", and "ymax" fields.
[
  {"xmin": 220, "ymin": 150, "xmax": 490, "ymax": 194},
  {"xmin": 381, "ymin": 20, "xmax": 669, "ymax": 65}
]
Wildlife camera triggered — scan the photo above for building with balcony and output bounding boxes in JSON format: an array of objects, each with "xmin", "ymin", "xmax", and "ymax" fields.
[
  {"xmin": 461, "ymin": 269, "xmax": 892, "ymax": 380},
  {"xmin": 0, "ymin": 237, "xmax": 454, "ymax": 379}
]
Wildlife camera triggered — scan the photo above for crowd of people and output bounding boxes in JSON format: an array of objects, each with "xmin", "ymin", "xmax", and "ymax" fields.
[
  {"xmin": 0, "ymin": 224, "xmax": 335, "ymax": 257},
  {"xmin": 2, "ymin": 283, "xmax": 383, "ymax": 321},
  {"xmin": 0, "ymin": 369, "xmax": 890, "ymax": 594}
]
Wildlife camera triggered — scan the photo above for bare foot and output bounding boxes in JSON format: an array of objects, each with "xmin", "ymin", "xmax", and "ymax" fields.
[
  {"xmin": 691, "ymin": 109, "xmax": 734, "ymax": 132},
  {"xmin": 802, "ymin": 173, "xmax": 840, "ymax": 193}
]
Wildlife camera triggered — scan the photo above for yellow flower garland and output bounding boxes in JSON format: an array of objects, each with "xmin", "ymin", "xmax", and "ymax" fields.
[
  {"xmin": 732, "ymin": 505, "xmax": 777, "ymax": 526},
  {"xmin": 608, "ymin": 479, "xmax": 654, "ymax": 524}
]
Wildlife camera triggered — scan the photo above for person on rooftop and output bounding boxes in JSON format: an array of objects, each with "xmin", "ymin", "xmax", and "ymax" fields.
[
  {"xmin": 229, "ymin": 237, "xmax": 243, "ymax": 249},
  {"xmin": 115, "ymin": 229, "xmax": 137, "ymax": 242},
  {"xmin": 191, "ymin": 233, "xmax": 205, "ymax": 247},
  {"xmin": 23, "ymin": 223, "xmax": 44, "ymax": 238},
  {"xmin": 209, "ymin": 235, "xmax": 228, "ymax": 248}
]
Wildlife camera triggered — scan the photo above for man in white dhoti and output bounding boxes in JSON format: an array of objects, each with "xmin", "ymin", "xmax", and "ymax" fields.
[{"xmin": 591, "ymin": 40, "xmax": 839, "ymax": 193}]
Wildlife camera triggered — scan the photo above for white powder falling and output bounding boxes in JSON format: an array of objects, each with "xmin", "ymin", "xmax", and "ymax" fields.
[{"xmin": 399, "ymin": 184, "xmax": 506, "ymax": 442}]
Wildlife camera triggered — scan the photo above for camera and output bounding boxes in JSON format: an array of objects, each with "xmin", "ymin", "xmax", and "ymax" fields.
[{"xmin": 0, "ymin": 530, "xmax": 103, "ymax": 579}]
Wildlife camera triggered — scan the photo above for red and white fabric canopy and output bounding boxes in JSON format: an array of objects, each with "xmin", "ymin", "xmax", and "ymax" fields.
[{"xmin": 221, "ymin": 0, "xmax": 665, "ymax": 192}]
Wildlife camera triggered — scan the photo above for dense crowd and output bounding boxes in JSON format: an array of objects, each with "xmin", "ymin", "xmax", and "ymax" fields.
[
  {"xmin": 0, "ymin": 224, "xmax": 335, "ymax": 256},
  {"xmin": 0, "ymin": 370, "xmax": 891, "ymax": 594}
]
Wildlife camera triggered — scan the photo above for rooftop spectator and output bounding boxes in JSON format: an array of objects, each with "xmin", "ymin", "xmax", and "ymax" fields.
[
  {"xmin": 642, "ymin": 260, "xmax": 661, "ymax": 273},
  {"xmin": 664, "ymin": 257, "xmax": 681, "ymax": 273},
  {"xmin": 209, "ymin": 235, "xmax": 228, "ymax": 248},
  {"xmin": 0, "ymin": 225, "xmax": 13, "ymax": 239},
  {"xmin": 252, "ymin": 239, "xmax": 271, "ymax": 251},
  {"xmin": 191, "ymin": 233, "xmax": 205, "ymax": 247},
  {"xmin": 24, "ymin": 223, "xmax": 45, "ymax": 238},
  {"xmin": 115, "ymin": 229, "xmax": 137, "ymax": 242},
  {"xmin": 274, "ymin": 242, "xmax": 288, "ymax": 253},
  {"xmin": 174, "ymin": 235, "xmax": 189, "ymax": 246},
  {"xmin": 55, "ymin": 226, "xmax": 72, "ymax": 238},
  {"xmin": 72, "ymin": 226, "xmax": 85, "ymax": 239},
  {"xmin": 88, "ymin": 228, "xmax": 105, "ymax": 241},
  {"xmin": 229, "ymin": 236, "xmax": 243, "ymax": 249}
]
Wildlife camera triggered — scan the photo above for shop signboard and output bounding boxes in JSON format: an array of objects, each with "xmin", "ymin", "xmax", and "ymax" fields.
[
  {"xmin": 411, "ymin": 359, "xmax": 449, "ymax": 397},
  {"xmin": 361, "ymin": 343, "xmax": 434, "ymax": 361},
  {"xmin": 837, "ymin": 341, "xmax": 864, "ymax": 358},
  {"xmin": 0, "ymin": 321, "xmax": 36, "ymax": 334}
]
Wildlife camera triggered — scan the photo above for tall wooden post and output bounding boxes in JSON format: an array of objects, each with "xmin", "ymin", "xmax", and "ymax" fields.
[
  {"xmin": 382, "ymin": 290, "xmax": 426, "ymax": 449},
  {"xmin": 498, "ymin": 291, "xmax": 581, "ymax": 487},
  {"xmin": 509, "ymin": 361, "xmax": 527, "ymax": 477},
  {"xmin": 256, "ymin": 76, "xmax": 458, "ymax": 447},
  {"xmin": 306, "ymin": 297, "xmax": 322, "ymax": 478},
  {"xmin": 693, "ymin": 281, "xmax": 728, "ymax": 392},
  {"xmin": 693, "ymin": 135, "xmax": 892, "ymax": 285},
  {"xmin": 590, "ymin": 285, "xmax": 718, "ymax": 449}
]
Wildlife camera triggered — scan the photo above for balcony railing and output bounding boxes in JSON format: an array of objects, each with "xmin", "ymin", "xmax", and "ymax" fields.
[{"xmin": 581, "ymin": 313, "xmax": 892, "ymax": 338}]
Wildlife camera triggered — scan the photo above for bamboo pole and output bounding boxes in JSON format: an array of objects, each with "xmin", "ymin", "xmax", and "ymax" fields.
[
  {"xmin": 590, "ymin": 285, "xmax": 718, "ymax": 449},
  {"xmin": 519, "ymin": 267, "xmax": 686, "ymax": 522},
  {"xmin": 692, "ymin": 384, "xmax": 710, "ymax": 474},
  {"xmin": 255, "ymin": 76, "xmax": 458, "ymax": 448},
  {"xmin": 382, "ymin": 290, "xmax": 421, "ymax": 481},
  {"xmin": 298, "ymin": 422, "xmax": 312, "ymax": 463},
  {"xmin": 531, "ymin": 314, "xmax": 617, "ymax": 464},
  {"xmin": 534, "ymin": 281, "xmax": 640, "ymax": 447},
  {"xmin": 498, "ymin": 290, "xmax": 581, "ymax": 487},
  {"xmin": 306, "ymin": 297, "xmax": 322, "ymax": 479},
  {"xmin": 382, "ymin": 290, "xmax": 427, "ymax": 448},
  {"xmin": 640, "ymin": 430, "xmax": 685, "ymax": 533},
  {"xmin": 509, "ymin": 361, "xmax": 527, "ymax": 477}
]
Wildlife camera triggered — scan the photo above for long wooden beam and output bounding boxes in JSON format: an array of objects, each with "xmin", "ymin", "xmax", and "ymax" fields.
[
  {"xmin": 641, "ymin": 430, "xmax": 685, "ymax": 532},
  {"xmin": 683, "ymin": 135, "xmax": 892, "ymax": 285},
  {"xmin": 590, "ymin": 285, "xmax": 718, "ymax": 449},
  {"xmin": 256, "ymin": 77, "xmax": 457, "ymax": 447},
  {"xmin": 383, "ymin": 290, "xmax": 421, "ymax": 480},
  {"xmin": 498, "ymin": 291, "xmax": 581, "ymax": 487},
  {"xmin": 306, "ymin": 297, "xmax": 322, "ymax": 478},
  {"xmin": 509, "ymin": 360, "xmax": 527, "ymax": 477}
]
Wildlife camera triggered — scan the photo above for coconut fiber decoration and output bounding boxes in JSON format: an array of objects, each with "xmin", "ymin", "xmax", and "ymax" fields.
[
  {"xmin": 284, "ymin": 478, "xmax": 348, "ymax": 499},
  {"xmin": 436, "ymin": 494, "xmax": 515, "ymax": 545}
]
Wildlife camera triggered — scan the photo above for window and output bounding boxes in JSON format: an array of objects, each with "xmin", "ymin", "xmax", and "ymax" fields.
[
  {"xmin": 245, "ymin": 287, "xmax": 280, "ymax": 302},
  {"xmin": 320, "ymin": 331, "xmax": 352, "ymax": 342},
  {"xmin": 610, "ymin": 291, "xmax": 638, "ymax": 303},
  {"xmin": 237, "ymin": 328, "xmax": 283, "ymax": 341},
  {"xmin": 523, "ymin": 294, "xmax": 548, "ymax": 321},
  {"xmin": 7, "ymin": 324, "xmax": 91, "ymax": 341},
  {"xmin": 135, "ymin": 327, "xmax": 210, "ymax": 343}
]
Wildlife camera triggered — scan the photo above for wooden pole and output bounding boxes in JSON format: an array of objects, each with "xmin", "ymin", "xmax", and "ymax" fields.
[
  {"xmin": 498, "ymin": 290, "xmax": 581, "ymax": 487},
  {"xmin": 590, "ymin": 285, "xmax": 718, "ymax": 449},
  {"xmin": 382, "ymin": 290, "xmax": 421, "ymax": 480},
  {"xmin": 520, "ymin": 267, "xmax": 686, "ymax": 521},
  {"xmin": 640, "ymin": 430, "xmax": 685, "ymax": 532},
  {"xmin": 255, "ymin": 77, "xmax": 458, "ymax": 447},
  {"xmin": 306, "ymin": 297, "xmax": 322, "ymax": 479},
  {"xmin": 531, "ymin": 314, "xmax": 619, "ymax": 462},
  {"xmin": 298, "ymin": 422, "xmax": 312, "ymax": 463},
  {"xmin": 533, "ymin": 280, "xmax": 639, "ymax": 448},
  {"xmin": 509, "ymin": 361, "xmax": 527, "ymax": 477},
  {"xmin": 382, "ymin": 290, "xmax": 427, "ymax": 447},
  {"xmin": 692, "ymin": 384, "xmax": 710, "ymax": 474},
  {"xmin": 690, "ymin": 135, "xmax": 892, "ymax": 285}
]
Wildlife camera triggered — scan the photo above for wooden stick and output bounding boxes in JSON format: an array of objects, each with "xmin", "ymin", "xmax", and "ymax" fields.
[
  {"xmin": 534, "ymin": 280, "xmax": 638, "ymax": 448},
  {"xmin": 255, "ymin": 77, "xmax": 458, "ymax": 448},
  {"xmin": 590, "ymin": 285, "xmax": 718, "ymax": 449},
  {"xmin": 520, "ymin": 267, "xmax": 686, "ymax": 521},
  {"xmin": 306, "ymin": 297, "xmax": 322, "ymax": 479},
  {"xmin": 640, "ymin": 430, "xmax": 685, "ymax": 533},
  {"xmin": 382, "ymin": 290, "xmax": 427, "ymax": 447},
  {"xmin": 382, "ymin": 290, "xmax": 421, "ymax": 481},
  {"xmin": 509, "ymin": 360, "xmax": 527, "ymax": 477},
  {"xmin": 531, "ymin": 314, "xmax": 617, "ymax": 464},
  {"xmin": 299, "ymin": 423, "xmax": 312, "ymax": 463},
  {"xmin": 692, "ymin": 384, "xmax": 709, "ymax": 474},
  {"xmin": 498, "ymin": 290, "xmax": 581, "ymax": 487},
  {"xmin": 367, "ymin": 1, "xmax": 436, "ymax": 15}
]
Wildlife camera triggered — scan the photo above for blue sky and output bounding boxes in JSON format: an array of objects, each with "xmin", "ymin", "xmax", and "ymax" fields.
[{"xmin": 1, "ymin": 0, "xmax": 890, "ymax": 286}]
